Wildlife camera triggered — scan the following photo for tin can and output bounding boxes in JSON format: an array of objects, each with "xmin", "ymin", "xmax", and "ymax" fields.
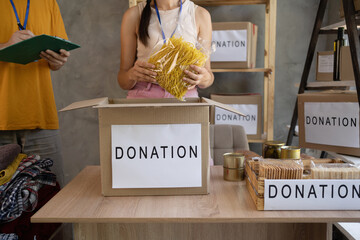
[
  {"xmin": 280, "ymin": 146, "xmax": 301, "ymax": 159},
  {"xmin": 263, "ymin": 141, "xmax": 285, "ymax": 159},
  {"xmin": 223, "ymin": 153, "xmax": 245, "ymax": 168},
  {"xmin": 223, "ymin": 168, "xmax": 245, "ymax": 181},
  {"xmin": 223, "ymin": 153, "xmax": 245, "ymax": 181}
]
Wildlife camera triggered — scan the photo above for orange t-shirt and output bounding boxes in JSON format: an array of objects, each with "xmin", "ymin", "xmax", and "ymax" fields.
[{"xmin": 0, "ymin": 0, "xmax": 68, "ymax": 130}]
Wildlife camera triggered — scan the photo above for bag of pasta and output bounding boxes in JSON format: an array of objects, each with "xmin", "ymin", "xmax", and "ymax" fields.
[{"xmin": 148, "ymin": 36, "xmax": 210, "ymax": 101}]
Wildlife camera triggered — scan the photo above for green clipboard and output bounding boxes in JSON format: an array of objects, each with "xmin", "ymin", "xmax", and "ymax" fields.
[{"xmin": 0, "ymin": 34, "xmax": 80, "ymax": 65}]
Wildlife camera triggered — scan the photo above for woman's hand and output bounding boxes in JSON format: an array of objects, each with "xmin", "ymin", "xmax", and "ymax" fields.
[
  {"xmin": 128, "ymin": 60, "xmax": 157, "ymax": 84},
  {"xmin": 183, "ymin": 65, "xmax": 213, "ymax": 89}
]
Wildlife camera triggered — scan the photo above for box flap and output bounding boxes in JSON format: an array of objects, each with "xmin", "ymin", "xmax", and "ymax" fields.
[
  {"xmin": 202, "ymin": 97, "xmax": 245, "ymax": 116},
  {"xmin": 59, "ymin": 97, "xmax": 109, "ymax": 112}
]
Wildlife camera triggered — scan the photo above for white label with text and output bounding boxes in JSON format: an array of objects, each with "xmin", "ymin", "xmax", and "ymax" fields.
[
  {"xmin": 304, "ymin": 102, "xmax": 359, "ymax": 148},
  {"xmin": 214, "ymin": 104, "xmax": 258, "ymax": 134},
  {"xmin": 211, "ymin": 30, "xmax": 247, "ymax": 62},
  {"xmin": 264, "ymin": 179, "xmax": 360, "ymax": 210},
  {"xmin": 111, "ymin": 124, "xmax": 202, "ymax": 189}
]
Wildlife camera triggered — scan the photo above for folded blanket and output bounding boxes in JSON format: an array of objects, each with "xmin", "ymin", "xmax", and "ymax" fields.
[
  {"xmin": 0, "ymin": 144, "xmax": 21, "ymax": 171},
  {"xmin": 0, "ymin": 154, "xmax": 27, "ymax": 186}
]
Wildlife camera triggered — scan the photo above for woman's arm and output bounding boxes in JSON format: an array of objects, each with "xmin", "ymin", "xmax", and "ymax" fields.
[
  {"xmin": 183, "ymin": 6, "xmax": 214, "ymax": 89},
  {"xmin": 117, "ymin": 7, "xmax": 157, "ymax": 90}
]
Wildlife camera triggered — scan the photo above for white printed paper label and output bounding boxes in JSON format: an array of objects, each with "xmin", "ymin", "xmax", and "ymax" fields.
[
  {"xmin": 318, "ymin": 55, "xmax": 334, "ymax": 73},
  {"xmin": 111, "ymin": 124, "xmax": 202, "ymax": 188},
  {"xmin": 214, "ymin": 105, "xmax": 258, "ymax": 135},
  {"xmin": 264, "ymin": 179, "xmax": 360, "ymax": 210},
  {"xmin": 304, "ymin": 102, "xmax": 359, "ymax": 148},
  {"xmin": 211, "ymin": 30, "xmax": 247, "ymax": 62}
]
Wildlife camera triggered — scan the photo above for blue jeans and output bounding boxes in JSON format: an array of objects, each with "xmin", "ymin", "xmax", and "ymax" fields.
[{"xmin": 0, "ymin": 129, "xmax": 64, "ymax": 186}]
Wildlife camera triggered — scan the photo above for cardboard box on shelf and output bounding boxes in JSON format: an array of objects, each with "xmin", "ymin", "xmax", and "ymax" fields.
[
  {"xmin": 340, "ymin": 46, "xmax": 355, "ymax": 81},
  {"xmin": 340, "ymin": 0, "xmax": 360, "ymax": 18},
  {"xmin": 298, "ymin": 91, "xmax": 360, "ymax": 157},
  {"xmin": 316, "ymin": 51, "xmax": 334, "ymax": 81},
  {"xmin": 60, "ymin": 97, "xmax": 244, "ymax": 196},
  {"xmin": 211, "ymin": 22, "xmax": 258, "ymax": 69},
  {"xmin": 210, "ymin": 93, "xmax": 262, "ymax": 140}
]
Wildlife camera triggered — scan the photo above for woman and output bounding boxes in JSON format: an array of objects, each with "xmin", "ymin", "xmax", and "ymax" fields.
[{"xmin": 118, "ymin": 0, "xmax": 214, "ymax": 98}]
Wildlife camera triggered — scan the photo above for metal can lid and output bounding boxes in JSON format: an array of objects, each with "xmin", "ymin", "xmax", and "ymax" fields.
[
  {"xmin": 280, "ymin": 146, "xmax": 301, "ymax": 159},
  {"xmin": 264, "ymin": 141, "xmax": 286, "ymax": 147},
  {"xmin": 223, "ymin": 152, "xmax": 245, "ymax": 168}
]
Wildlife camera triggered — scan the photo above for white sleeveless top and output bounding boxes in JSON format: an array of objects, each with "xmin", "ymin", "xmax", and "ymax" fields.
[{"xmin": 136, "ymin": 0, "xmax": 198, "ymax": 61}]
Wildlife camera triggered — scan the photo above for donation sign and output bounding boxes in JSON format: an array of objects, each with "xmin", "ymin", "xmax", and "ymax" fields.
[
  {"xmin": 111, "ymin": 124, "xmax": 202, "ymax": 188},
  {"xmin": 211, "ymin": 30, "xmax": 247, "ymax": 62},
  {"xmin": 304, "ymin": 102, "xmax": 359, "ymax": 148},
  {"xmin": 264, "ymin": 179, "xmax": 360, "ymax": 210},
  {"xmin": 214, "ymin": 104, "xmax": 258, "ymax": 135}
]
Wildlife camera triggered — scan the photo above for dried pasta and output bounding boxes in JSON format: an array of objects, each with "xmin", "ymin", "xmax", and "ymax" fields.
[{"xmin": 148, "ymin": 36, "xmax": 208, "ymax": 101}]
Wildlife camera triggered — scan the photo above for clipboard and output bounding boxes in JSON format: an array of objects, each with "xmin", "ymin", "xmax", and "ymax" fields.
[{"xmin": 0, "ymin": 34, "xmax": 80, "ymax": 65}]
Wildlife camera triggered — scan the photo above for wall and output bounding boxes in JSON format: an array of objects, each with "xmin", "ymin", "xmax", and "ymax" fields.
[{"xmin": 53, "ymin": 0, "xmax": 331, "ymax": 184}]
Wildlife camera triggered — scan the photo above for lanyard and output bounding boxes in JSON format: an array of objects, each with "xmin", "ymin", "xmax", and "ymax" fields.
[
  {"xmin": 9, "ymin": 0, "xmax": 30, "ymax": 30},
  {"xmin": 154, "ymin": 0, "xmax": 182, "ymax": 44}
]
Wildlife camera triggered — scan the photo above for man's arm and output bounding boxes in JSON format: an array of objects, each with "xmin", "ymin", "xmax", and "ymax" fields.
[{"xmin": 0, "ymin": 30, "xmax": 34, "ymax": 50}]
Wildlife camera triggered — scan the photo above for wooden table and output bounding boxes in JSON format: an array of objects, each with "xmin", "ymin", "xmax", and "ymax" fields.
[{"xmin": 31, "ymin": 166, "xmax": 360, "ymax": 240}]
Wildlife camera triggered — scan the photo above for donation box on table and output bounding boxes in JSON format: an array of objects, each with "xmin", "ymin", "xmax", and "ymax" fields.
[{"xmin": 61, "ymin": 97, "xmax": 244, "ymax": 196}]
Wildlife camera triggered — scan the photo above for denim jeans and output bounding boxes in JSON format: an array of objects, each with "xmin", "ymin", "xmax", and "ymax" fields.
[{"xmin": 0, "ymin": 129, "xmax": 64, "ymax": 186}]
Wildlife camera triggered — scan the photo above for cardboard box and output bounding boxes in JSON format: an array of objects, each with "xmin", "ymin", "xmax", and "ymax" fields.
[
  {"xmin": 340, "ymin": 0, "xmax": 360, "ymax": 18},
  {"xmin": 340, "ymin": 46, "xmax": 355, "ymax": 81},
  {"xmin": 316, "ymin": 51, "xmax": 334, "ymax": 81},
  {"xmin": 210, "ymin": 93, "xmax": 262, "ymax": 140},
  {"xmin": 61, "ymin": 97, "xmax": 244, "ymax": 196},
  {"xmin": 211, "ymin": 22, "xmax": 258, "ymax": 69},
  {"xmin": 298, "ymin": 91, "xmax": 360, "ymax": 157}
]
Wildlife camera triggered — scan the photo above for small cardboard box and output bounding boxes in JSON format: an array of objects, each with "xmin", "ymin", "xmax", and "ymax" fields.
[
  {"xmin": 340, "ymin": 0, "xmax": 360, "ymax": 18},
  {"xmin": 316, "ymin": 51, "xmax": 334, "ymax": 81},
  {"xmin": 211, "ymin": 22, "xmax": 258, "ymax": 69},
  {"xmin": 210, "ymin": 93, "xmax": 262, "ymax": 140},
  {"xmin": 61, "ymin": 97, "xmax": 244, "ymax": 196},
  {"xmin": 340, "ymin": 46, "xmax": 355, "ymax": 81},
  {"xmin": 298, "ymin": 91, "xmax": 360, "ymax": 157}
]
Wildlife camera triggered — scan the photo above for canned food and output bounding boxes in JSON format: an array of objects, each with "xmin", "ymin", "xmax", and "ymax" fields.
[
  {"xmin": 223, "ymin": 167, "xmax": 244, "ymax": 181},
  {"xmin": 263, "ymin": 141, "xmax": 285, "ymax": 159},
  {"xmin": 280, "ymin": 146, "xmax": 301, "ymax": 159},
  {"xmin": 223, "ymin": 153, "xmax": 245, "ymax": 168}
]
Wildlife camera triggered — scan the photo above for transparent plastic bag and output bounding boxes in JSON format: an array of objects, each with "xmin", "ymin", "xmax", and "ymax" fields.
[
  {"xmin": 310, "ymin": 162, "xmax": 360, "ymax": 179},
  {"xmin": 148, "ymin": 36, "xmax": 211, "ymax": 101}
]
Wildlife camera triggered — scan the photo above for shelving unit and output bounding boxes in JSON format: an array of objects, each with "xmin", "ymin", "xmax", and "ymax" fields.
[
  {"xmin": 286, "ymin": 0, "xmax": 360, "ymax": 146},
  {"xmin": 129, "ymin": 0, "xmax": 277, "ymax": 143}
]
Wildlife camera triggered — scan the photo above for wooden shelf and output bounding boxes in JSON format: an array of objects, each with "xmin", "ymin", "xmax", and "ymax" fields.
[
  {"xmin": 212, "ymin": 68, "xmax": 272, "ymax": 73},
  {"xmin": 248, "ymin": 138, "xmax": 266, "ymax": 143},
  {"xmin": 306, "ymin": 80, "xmax": 355, "ymax": 90},
  {"xmin": 130, "ymin": 0, "xmax": 269, "ymax": 7},
  {"xmin": 319, "ymin": 18, "xmax": 360, "ymax": 35}
]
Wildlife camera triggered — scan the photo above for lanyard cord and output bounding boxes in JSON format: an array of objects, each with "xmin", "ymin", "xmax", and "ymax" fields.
[
  {"xmin": 154, "ymin": 0, "xmax": 183, "ymax": 44},
  {"xmin": 9, "ymin": 0, "xmax": 30, "ymax": 30}
]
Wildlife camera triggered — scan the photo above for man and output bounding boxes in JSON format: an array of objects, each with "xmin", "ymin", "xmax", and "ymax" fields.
[{"xmin": 0, "ymin": 0, "xmax": 71, "ymax": 186}]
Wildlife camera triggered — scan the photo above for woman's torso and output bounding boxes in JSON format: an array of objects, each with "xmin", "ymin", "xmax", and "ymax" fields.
[{"xmin": 128, "ymin": 0, "xmax": 199, "ymax": 99}]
